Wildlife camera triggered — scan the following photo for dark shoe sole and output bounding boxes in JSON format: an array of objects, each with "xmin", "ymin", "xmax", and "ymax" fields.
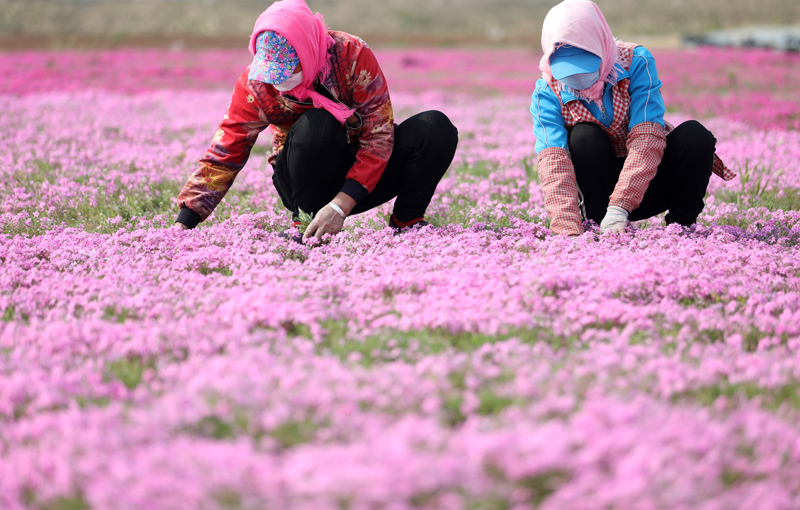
[{"xmin": 278, "ymin": 230, "xmax": 303, "ymax": 244}]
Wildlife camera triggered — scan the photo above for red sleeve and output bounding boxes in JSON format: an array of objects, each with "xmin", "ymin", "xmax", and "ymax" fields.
[
  {"xmin": 538, "ymin": 146, "xmax": 584, "ymax": 235},
  {"xmin": 343, "ymin": 44, "xmax": 394, "ymax": 197},
  {"xmin": 176, "ymin": 71, "xmax": 269, "ymax": 221},
  {"xmin": 609, "ymin": 121, "xmax": 666, "ymax": 213}
]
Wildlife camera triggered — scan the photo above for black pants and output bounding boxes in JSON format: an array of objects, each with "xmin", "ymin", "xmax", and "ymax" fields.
[
  {"xmin": 568, "ymin": 121, "xmax": 715, "ymax": 226},
  {"xmin": 272, "ymin": 108, "xmax": 458, "ymax": 222}
]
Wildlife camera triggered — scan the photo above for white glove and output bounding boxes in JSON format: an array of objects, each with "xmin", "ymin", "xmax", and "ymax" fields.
[{"xmin": 600, "ymin": 205, "xmax": 629, "ymax": 233}]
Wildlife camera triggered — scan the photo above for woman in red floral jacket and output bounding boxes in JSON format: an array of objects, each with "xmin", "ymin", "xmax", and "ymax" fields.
[{"xmin": 174, "ymin": 0, "xmax": 458, "ymax": 240}]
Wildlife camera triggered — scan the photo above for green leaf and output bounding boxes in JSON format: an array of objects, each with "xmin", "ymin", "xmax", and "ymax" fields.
[{"xmin": 296, "ymin": 208, "xmax": 315, "ymax": 234}]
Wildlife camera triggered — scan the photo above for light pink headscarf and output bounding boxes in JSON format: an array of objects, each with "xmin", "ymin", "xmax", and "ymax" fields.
[
  {"xmin": 539, "ymin": 0, "xmax": 621, "ymax": 103},
  {"xmin": 249, "ymin": 0, "xmax": 355, "ymax": 123}
]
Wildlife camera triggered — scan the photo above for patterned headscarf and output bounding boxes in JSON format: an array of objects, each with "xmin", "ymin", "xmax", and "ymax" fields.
[
  {"xmin": 249, "ymin": 31, "xmax": 300, "ymax": 85},
  {"xmin": 248, "ymin": 0, "xmax": 355, "ymax": 123}
]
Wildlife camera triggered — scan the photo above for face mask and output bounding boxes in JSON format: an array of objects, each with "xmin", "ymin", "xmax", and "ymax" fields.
[
  {"xmin": 559, "ymin": 70, "xmax": 600, "ymax": 92},
  {"xmin": 274, "ymin": 71, "xmax": 303, "ymax": 92}
]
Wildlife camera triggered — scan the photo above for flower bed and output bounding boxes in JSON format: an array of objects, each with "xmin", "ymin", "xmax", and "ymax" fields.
[{"xmin": 1, "ymin": 47, "xmax": 799, "ymax": 509}]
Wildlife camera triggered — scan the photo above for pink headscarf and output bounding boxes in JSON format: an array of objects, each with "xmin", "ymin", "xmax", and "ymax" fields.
[
  {"xmin": 249, "ymin": 0, "xmax": 355, "ymax": 123},
  {"xmin": 539, "ymin": 0, "xmax": 620, "ymax": 103}
]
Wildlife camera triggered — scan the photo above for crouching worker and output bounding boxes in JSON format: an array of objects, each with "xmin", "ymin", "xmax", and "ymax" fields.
[
  {"xmin": 530, "ymin": 0, "xmax": 734, "ymax": 235},
  {"xmin": 173, "ymin": 0, "xmax": 458, "ymax": 240}
]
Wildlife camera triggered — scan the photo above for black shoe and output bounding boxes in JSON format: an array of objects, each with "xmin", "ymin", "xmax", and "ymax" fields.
[
  {"xmin": 278, "ymin": 222, "xmax": 303, "ymax": 244},
  {"xmin": 388, "ymin": 216, "xmax": 432, "ymax": 231}
]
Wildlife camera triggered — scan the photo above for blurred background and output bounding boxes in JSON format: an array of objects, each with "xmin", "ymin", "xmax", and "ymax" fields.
[{"xmin": 1, "ymin": 0, "xmax": 799, "ymax": 50}]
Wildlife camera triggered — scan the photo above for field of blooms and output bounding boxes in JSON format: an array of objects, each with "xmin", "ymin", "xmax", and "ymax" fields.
[{"xmin": 1, "ymin": 45, "xmax": 800, "ymax": 509}]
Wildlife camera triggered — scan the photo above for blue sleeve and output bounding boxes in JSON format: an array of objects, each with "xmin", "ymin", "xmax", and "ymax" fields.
[
  {"xmin": 628, "ymin": 46, "xmax": 665, "ymax": 130},
  {"xmin": 530, "ymin": 78, "xmax": 568, "ymax": 153}
]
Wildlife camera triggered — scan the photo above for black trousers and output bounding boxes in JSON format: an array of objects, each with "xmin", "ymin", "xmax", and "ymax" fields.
[
  {"xmin": 568, "ymin": 121, "xmax": 716, "ymax": 226},
  {"xmin": 272, "ymin": 108, "xmax": 458, "ymax": 222}
]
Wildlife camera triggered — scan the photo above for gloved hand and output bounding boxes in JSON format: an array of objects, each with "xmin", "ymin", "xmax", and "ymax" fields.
[
  {"xmin": 303, "ymin": 203, "xmax": 346, "ymax": 241},
  {"xmin": 600, "ymin": 205, "xmax": 629, "ymax": 233}
]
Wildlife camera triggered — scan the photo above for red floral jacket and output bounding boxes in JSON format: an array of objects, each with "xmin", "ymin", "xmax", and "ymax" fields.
[{"xmin": 176, "ymin": 31, "xmax": 394, "ymax": 221}]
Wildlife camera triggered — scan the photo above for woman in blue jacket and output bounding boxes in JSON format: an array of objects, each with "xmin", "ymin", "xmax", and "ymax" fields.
[{"xmin": 530, "ymin": 0, "xmax": 734, "ymax": 235}]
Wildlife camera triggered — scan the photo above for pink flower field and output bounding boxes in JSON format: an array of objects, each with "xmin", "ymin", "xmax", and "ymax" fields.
[{"xmin": 1, "ymin": 46, "xmax": 800, "ymax": 509}]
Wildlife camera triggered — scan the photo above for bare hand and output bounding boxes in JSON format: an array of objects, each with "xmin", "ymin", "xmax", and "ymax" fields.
[{"xmin": 172, "ymin": 222, "xmax": 189, "ymax": 230}]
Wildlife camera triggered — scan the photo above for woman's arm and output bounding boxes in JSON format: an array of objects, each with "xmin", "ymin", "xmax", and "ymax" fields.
[
  {"xmin": 337, "ymin": 43, "xmax": 394, "ymax": 204},
  {"xmin": 175, "ymin": 71, "xmax": 269, "ymax": 228},
  {"xmin": 608, "ymin": 46, "xmax": 667, "ymax": 214},
  {"xmin": 531, "ymin": 79, "xmax": 583, "ymax": 235}
]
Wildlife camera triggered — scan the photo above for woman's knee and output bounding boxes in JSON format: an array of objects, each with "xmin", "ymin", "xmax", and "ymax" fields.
[
  {"xmin": 419, "ymin": 110, "xmax": 458, "ymax": 136},
  {"xmin": 402, "ymin": 110, "xmax": 459, "ymax": 153},
  {"xmin": 670, "ymin": 120, "xmax": 716, "ymax": 153},
  {"xmin": 568, "ymin": 122, "xmax": 610, "ymax": 156}
]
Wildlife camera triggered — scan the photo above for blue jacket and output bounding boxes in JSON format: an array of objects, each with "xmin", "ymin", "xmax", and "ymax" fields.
[{"xmin": 530, "ymin": 46, "xmax": 666, "ymax": 154}]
